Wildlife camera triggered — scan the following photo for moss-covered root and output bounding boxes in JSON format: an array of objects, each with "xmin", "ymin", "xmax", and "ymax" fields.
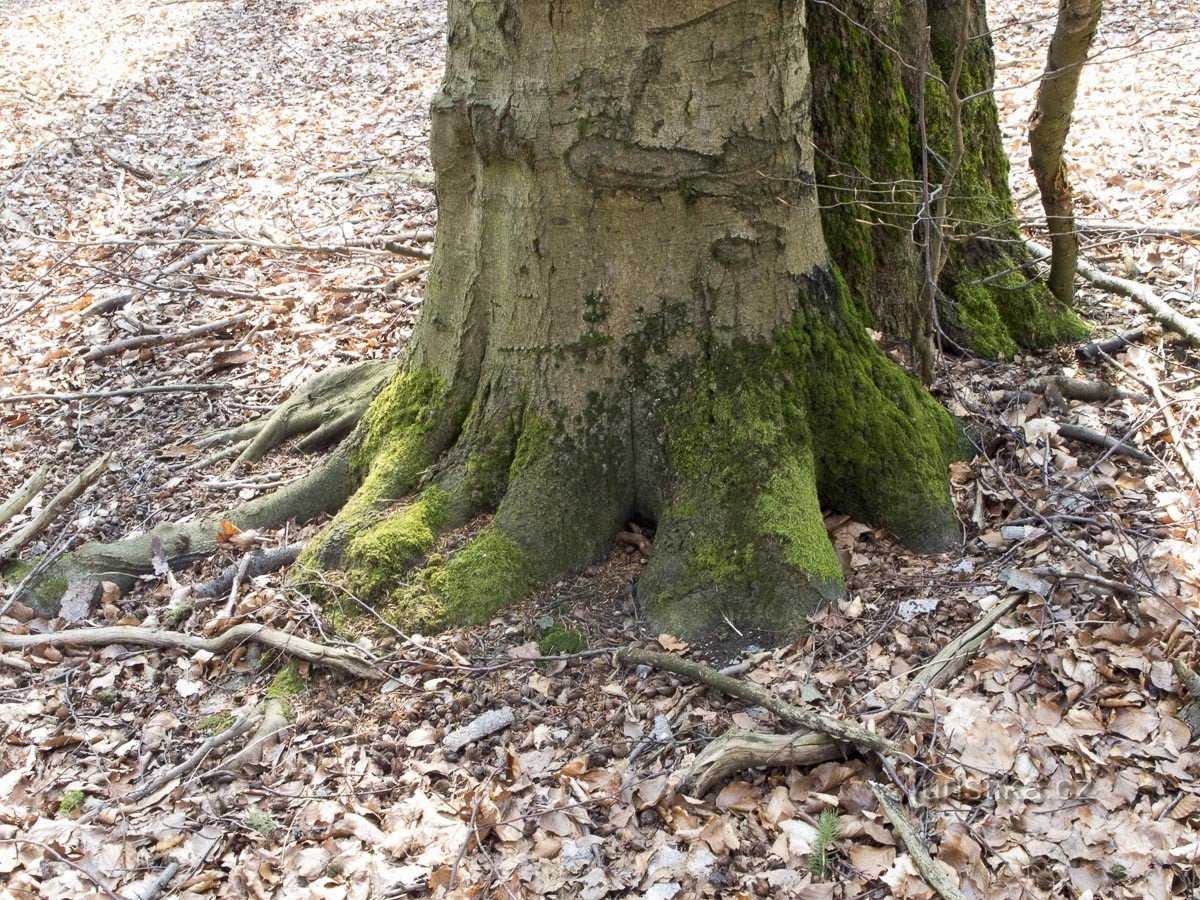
[
  {"xmin": 641, "ymin": 442, "xmax": 844, "ymax": 641},
  {"xmin": 10, "ymin": 450, "xmax": 359, "ymax": 617}
]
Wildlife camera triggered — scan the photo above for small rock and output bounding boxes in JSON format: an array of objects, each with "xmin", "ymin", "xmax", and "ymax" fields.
[
  {"xmin": 442, "ymin": 707, "xmax": 514, "ymax": 752},
  {"xmin": 897, "ymin": 596, "xmax": 939, "ymax": 621},
  {"xmin": 651, "ymin": 715, "xmax": 673, "ymax": 743}
]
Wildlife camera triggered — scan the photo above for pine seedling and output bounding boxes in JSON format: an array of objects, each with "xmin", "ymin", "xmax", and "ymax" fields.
[{"xmin": 810, "ymin": 808, "xmax": 840, "ymax": 878}]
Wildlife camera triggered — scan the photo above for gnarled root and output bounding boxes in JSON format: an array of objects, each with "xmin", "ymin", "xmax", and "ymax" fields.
[{"xmin": 192, "ymin": 360, "xmax": 397, "ymax": 472}]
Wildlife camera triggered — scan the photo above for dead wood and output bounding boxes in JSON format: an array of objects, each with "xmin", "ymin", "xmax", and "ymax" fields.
[
  {"xmin": 682, "ymin": 729, "xmax": 842, "ymax": 796},
  {"xmin": 0, "ymin": 454, "xmax": 110, "ymax": 562},
  {"xmin": 127, "ymin": 707, "xmax": 261, "ymax": 801},
  {"xmin": 0, "ymin": 465, "xmax": 48, "ymax": 530},
  {"xmin": 1056, "ymin": 423, "xmax": 1154, "ymax": 463},
  {"xmin": 1025, "ymin": 375, "xmax": 1147, "ymax": 404},
  {"xmin": 192, "ymin": 543, "xmax": 305, "ymax": 599},
  {"xmin": 80, "ymin": 244, "xmax": 228, "ymax": 317},
  {"xmin": 869, "ymin": 782, "xmax": 967, "ymax": 900},
  {"xmin": 82, "ymin": 312, "xmax": 250, "ymax": 361},
  {"xmin": 0, "ymin": 383, "xmax": 228, "ymax": 404},
  {"xmin": 0, "ymin": 621, "xmax": 383, "ymax": 680},
  {"xmin": 893, "ymin": 593, "xmax": 1024, "ymax": 712},
  {"xmin": 1027, "ymin": 240, "xmax": 1200, "ymax": 346},
  {"xmin": 1076, "ymin": 328, "xmax": 1145, "ymax": 361},
  {"xmin": 616, "ymin": 647, "xmax": 893, "ymax": 755}
]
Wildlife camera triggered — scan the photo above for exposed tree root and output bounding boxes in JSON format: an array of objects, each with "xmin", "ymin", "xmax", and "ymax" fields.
[
  {"xmin": 615, "ymin": 647, "xmax": 893, "ymax": 755},
  {"xmin": 202, "ymin": 698, "xmax": 292, "ymax": 778},
  {"xmin": 1057, "ymin": 422, "xmax": 1154, "ymax": 464},
  {"xmin": 682, "ymin": 729, "xmax": 842, "ymax": 797},
  {"xmin": 1027, "ymin": 239, "xmax": 1200, "ymax": 346},
  {"xmin": 869, "ymin": 781, "xmax": 968, "ymax": 900},
  {"xmin": 195, "ymin": 359, "xmax": 397, "ymax": 473},
  {"xmin": 0, "ymin": 622, "xmax": 383, "ymax": 680}
]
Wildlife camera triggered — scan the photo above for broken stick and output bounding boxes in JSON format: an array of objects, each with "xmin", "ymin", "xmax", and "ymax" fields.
[
  {"xmin": 0, "ymin": 465, "xmax": 48, "ymax": 530},
  {"xmin": 0, "ymin": 621, "xmax": 382, "ymax": 680},
  {"xmin": 869, "ymin": 782, "xmax": 967, "ymax": 900},
  {"xmin": 683, "ymin": 729, "xmax": 841, "ymax": 796},
  {"xmin": 0, "ymin": 455, "xmax": 110, "ymax": 562},
  {"xmin": 616, "ymin": 647, "xmax": 893, "ymax": 754}
]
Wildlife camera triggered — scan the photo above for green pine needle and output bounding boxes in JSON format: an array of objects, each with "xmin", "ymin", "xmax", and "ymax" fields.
[{"xmin": 809, "ymin": 808, "xmax": 840, "ymax": 878}]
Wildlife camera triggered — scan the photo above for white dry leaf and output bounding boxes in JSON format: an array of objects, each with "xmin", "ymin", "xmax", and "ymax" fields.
[
  {"xmin": 771, "ymin": 818, "xmax": 818, "ymax": 866},
  {"xmin": 174, "ymin": 676, "xmax": 204, "ymax": 698}
]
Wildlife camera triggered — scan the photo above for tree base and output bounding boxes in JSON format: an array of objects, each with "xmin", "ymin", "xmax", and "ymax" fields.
[{"xmin": 294, "ymin": 267, "xmax": 963, "ymax": 642}]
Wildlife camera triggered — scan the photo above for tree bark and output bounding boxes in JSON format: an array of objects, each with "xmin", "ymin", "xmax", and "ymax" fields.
[
  {"xmin": 1028, "ymin": 0, "xmax": 1103, "ymax": 306},
  {"xmin": 290, "ymin": 0, "xmax": 964, "ymax": 643},
  {"xmin": 21, "ymin": 0, "xmax": 1080, "ymax": 640}
]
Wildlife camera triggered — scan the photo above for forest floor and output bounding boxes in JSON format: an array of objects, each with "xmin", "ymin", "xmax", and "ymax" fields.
[{"xmin": 1, "ymin": 1, "xmax": 1199, "ymax": 898}]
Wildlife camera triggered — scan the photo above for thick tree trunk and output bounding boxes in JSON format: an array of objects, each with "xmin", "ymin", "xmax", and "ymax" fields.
[
  {"xmin": 18, "ymin": 0, "xmax": 1081, "ymax": 639},
  {"xmin": 1028, "ymin": 0, "xmax": 1103, "ymax": 306},
  {"xmin": 293, "ymin": 0, "xmax": 962, "ymax": 642}
]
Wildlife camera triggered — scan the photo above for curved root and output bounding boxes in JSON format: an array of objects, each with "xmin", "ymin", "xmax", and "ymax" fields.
[{"xmin": 191, "ymin": 360, "xmax": 397, "ymax": 473}]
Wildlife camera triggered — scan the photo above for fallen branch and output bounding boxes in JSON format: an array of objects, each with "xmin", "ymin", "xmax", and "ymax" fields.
[
  {"xmin": 1057, "ymin": 422, "xmax": 1154, "ymax": 464},
  {"xmin": 127, "ymin": 707, "xmax": 261, "ymax": 801},
  {"xmin": 128, "ymin": 862, "xmax": 180, "ymax": 900},
  {"xmin": 0, "ymin": 465, "xmax": 48, "ymax": 529},
  {"xmin": 1027, "ymin": 239, "xmax": 1200, "ymax": 346},
  {"xmin": 0, "ymin": 621, "xmax": 383, "ymax": 680},
  {"xmin": 81, "ymin": 244, "xmax": 228, "ymax": 317},
  {"xmin": 0, "ymin": 454, "xmax": 110, "ymax": 562},
  {"xmin": 193, "ymin": 544, "xmax": 305, "ymax": 599},
  {"xmin": 616, "ymin": 647, "xmax": 893, "ymax": 754},
  {"xmin": 868, "ymin": 782, "xmax": 966, "ymax": 900},
  {"xmin": 682, "ymin": 729, "xmax": 841, "ymax": 796},
  {"xmin": 1138, "ymin": 362, "xmax": 1200, "ymax": 489},
  {"xmin": 1076, "ymin": 328, "xmax": 1145, "ymax": 361},
  {"xmin": 1, "ymin": 383, "xmax": 228, "ymax": 404},
  {"xmin": 893, "ymin": 593, "xmax": 1023, "ymax": 712},
  {"xmin": 1025, "ymin": 375, "xmax": 1146, "ymax": 404},
  {"xmin": 82, "ymin": 312, "xmax": 250, "ymax": 361}
]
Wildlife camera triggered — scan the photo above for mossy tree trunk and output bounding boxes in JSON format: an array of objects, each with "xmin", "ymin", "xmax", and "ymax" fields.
[
  {"xmin": 295, "ymin": 0, "xmax": 972, "ymax": 642},
  {"xmin": 808, "ymin": 0, "xmax": 1088, "ymax": 361},
  {"xmin": 17, "ymin": 0, "xmax": 1089, "ymax": 635}
]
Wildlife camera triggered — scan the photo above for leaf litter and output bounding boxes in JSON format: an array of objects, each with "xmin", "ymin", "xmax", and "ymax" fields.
[{"xmin": 1, "ymin": 0, "xmax": 1199, "ymax": 897}]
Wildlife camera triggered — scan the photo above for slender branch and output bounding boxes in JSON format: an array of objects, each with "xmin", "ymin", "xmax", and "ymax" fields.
[
  {"xmin": 1, "ymin": 382, "xmax": 228, "ymax": 404},
  {"xmin": 0, "ymin": 465, "xmax": 48, "ymax": 529},
  {"xmin": 82, "ymin": 312, "xmax": 250, "ymax": 362},
  {"xmin": 869, "ymin": 783, "xmax": 967, "ymax": 900},
  {"xmin": 0, "ymin": 621, "xmax": 383, "ymax": 680},
  {"xmin": 616, "ymin": 647, "xmax": 893, "ymax": 754},
  {"xmin": 0, "ymin": 455, "xmax": 110, "ymax": 561}
]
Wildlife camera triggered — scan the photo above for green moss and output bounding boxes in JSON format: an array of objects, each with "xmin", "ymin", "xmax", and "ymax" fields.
[
  {"xmin": 58, "ymin": 790, "xmax": 85, "ymax": 816},
  {"xmin": 2, "ymin": 560, "xmax": 69, "ymax": 607},
  {"xmin": 198, "ymin": 711, "xmax": 235, "ymax": 735},
  {"xmin": 430, "ymin": 528, "xmax": 532, "ymax": 626},
  {"xmin": 643, "ymin": 265, "xmax": 960, "ymax": 638},
  {"xmin": 245, "ymin": 808, "xmax": 279, "ymax": 838},
  {"xmin": 267, "ymin": 662, "xmax": 304, "ymax": 700},
  {"xmin": 539, "ymin": 625, "xmax": 586, "ymax": 655},
  {"xmin": 955, "ymin": 263, "xmax": 1088, "ymax": 352},
  {"xmin": 757, "ymin": 454, "xmax": 843, "ymax": 582}
]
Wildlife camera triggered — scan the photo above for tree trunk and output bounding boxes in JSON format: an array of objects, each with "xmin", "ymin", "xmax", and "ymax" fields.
[
  {"xmin": 293, "ymin": 0, "xmax": 964, "ymax": 642},
  {"xmin": 17, "ymin": 0, "xmax": 1084, "ymax": 639},
  {"xmin": 808, "ymin": 0, "xmax": 1088, "ymax": 359},
  {"xmin": 1028, "ymin": 0, "xmax": 1103, "ymax": 306}
]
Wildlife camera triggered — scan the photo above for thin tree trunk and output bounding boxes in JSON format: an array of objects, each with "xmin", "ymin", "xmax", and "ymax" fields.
[{"xmin": 1028, "ymin": 0, "xmax": 1103, "ymax": 306}]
